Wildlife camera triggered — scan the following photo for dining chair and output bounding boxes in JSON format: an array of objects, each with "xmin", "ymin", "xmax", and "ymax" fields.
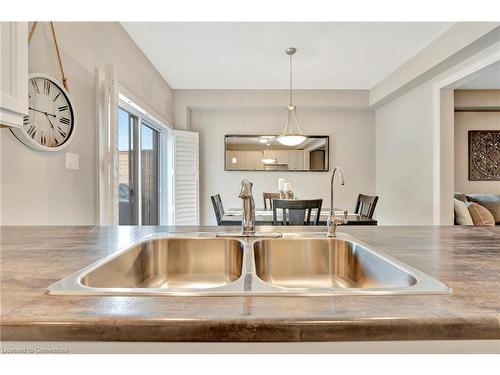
[
  {"xmin": 354, "ymin": 194, "xmax": 379, "ymax": 219},
  {"xmin": 272, "ymin": 199, "xmax": 323, "ymax": 226},
  {"xmin": 210, "ymin": 194, "xmax": 225, "ymax": 225},
  {"xmin": 263, "ymin": 192, "xmax": 281, "ymax": 210}
]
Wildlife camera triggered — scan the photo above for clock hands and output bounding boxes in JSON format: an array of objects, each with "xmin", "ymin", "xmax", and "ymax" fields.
[
  {"xmin": 29, "ymin": 107, "xmax": 56, "ymax": 118},
  {"xmin": 45, "ymin": 114, "xmax": 66, "ymax": 144},
  {"xmin": 45, "ymin": 113, "xmax": 55, "ymax": 129}
]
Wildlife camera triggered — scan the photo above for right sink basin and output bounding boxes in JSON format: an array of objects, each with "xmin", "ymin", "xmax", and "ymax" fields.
[{"xmin": 253, "ymin": 238, "xmax": 418, "ymax": 290}]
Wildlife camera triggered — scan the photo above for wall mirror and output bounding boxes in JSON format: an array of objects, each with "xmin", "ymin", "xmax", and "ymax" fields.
[{"xmin": 224, "ymin": 135, "xmax": 329, "ymax": 172}]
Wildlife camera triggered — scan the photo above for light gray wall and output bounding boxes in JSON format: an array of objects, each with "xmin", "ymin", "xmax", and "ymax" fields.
[
  {"xmin": 454, "ymin": 111, "xmax": 500, "ymax": 194},
  {"xmin": 174, "ymin": 89, "xmax": 375, "ymax": 225},
  {"xmin": 455, "ymin": 89, "xmax": 500, "ymax": 108},
  {"xmin": 375, "ymin": 83, "xmax": 435, "ymax": 225},
  {"xmin": 375, "ymin": 40, "xmax": 500, "ymax": 226},
  {"xmin": 174, "ymin": 89, "xmax": 371, "ymax": 131},
  {"xmin": 0, "ymin": 22, "xmax": 173, "ymax": 225},
  {"xmin": 188, "ymin": 105, "xmax": 375, "ymax": 225}
]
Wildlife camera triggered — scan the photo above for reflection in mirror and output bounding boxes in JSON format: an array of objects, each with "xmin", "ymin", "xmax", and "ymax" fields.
[{"xmin": 225, "ymin": 135, "xmax": 329, "ymax": 172}]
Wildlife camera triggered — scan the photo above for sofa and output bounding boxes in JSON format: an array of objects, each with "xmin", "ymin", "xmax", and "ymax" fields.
[{"xmin": 454, "ymin": 193, "xmax": 500, "ymax": 226}]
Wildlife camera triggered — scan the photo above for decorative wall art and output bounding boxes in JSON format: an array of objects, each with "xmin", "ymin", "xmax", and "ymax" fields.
[{"xmin": 469, "ymin": 130, "xmax": 500, "ymax": 181}]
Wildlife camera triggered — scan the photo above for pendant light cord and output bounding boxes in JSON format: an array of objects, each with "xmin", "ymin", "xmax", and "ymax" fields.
[
  {"xmin": 289, "ymin": 52, "xmax": 293, "ymax": 106},
  {"xmin": 278, "ymin": 47, "xmax": 305, "ymax": 144}
]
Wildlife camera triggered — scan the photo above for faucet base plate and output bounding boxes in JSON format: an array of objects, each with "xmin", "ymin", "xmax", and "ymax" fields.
[{"xmin": 216, "ymin": 232, "xmax": 283, "ymax": 238}]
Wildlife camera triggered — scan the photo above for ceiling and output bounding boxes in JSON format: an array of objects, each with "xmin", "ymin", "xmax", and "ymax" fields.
[
  {"xmin": 121, "ymin": 22, "xmax": 453, "ymax": 90},
  {"xmin": 457, "ymin": 67, "xmax": 500, "ymax": 89}
]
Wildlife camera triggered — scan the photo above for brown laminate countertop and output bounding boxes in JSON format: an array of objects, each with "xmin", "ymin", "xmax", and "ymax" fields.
[{"xmin": 1, "ymin": 225, "xmax": 499, "ymax": 342}]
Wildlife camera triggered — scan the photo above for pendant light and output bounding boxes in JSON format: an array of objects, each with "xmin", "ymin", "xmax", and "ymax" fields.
[
  {"xmin": 277, "ymin": 47, "xmax": 306, "ymax": 147},
  {"xmin": 261, "ymin": 143, "xmax": 277, "ymax": 164},
  {"xmin": 259, "ymin": 136, "xmax": 275, "ymax": 143}
]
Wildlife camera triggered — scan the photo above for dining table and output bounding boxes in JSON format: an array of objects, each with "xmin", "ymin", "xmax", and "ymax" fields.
[{"xmin": 220, "ymin": 208, "xmax": 377, "ymax": 226}]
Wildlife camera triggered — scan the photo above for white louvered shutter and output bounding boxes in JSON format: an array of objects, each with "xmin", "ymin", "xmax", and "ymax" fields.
[
  {"xmin": 96, "ymin": 64, "xmax": 118, "ymax": 225},
  {"xmin": 170, "ymin": 130, "xmax": 199, "ymax": 225}
]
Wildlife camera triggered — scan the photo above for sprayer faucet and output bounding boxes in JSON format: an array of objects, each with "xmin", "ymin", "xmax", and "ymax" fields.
[
  {"xmin": 239, "ymin": 179, "xmax": 256, "ymax": 235},
  {"xmin": 327, "ymin": 167, "xmax": 347, "ymax": 237}
]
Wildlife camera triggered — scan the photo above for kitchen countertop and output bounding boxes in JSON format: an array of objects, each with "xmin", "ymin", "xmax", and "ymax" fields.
[{"xmin": 1, "ymin": 225, "xmax": 499, "ymax": 342}]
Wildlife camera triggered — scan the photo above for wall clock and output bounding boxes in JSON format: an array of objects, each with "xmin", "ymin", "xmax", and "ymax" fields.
[{"xmin": 10, "ymin": 73, "xmax": 76, "ymax": 151}]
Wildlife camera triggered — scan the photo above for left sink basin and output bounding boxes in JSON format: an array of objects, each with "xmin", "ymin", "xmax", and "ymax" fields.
[
  {"xmin": 48, "ymin": 237, "xmax": 245, "ymax": 294},
  {"xmin": 82, "ymin": 237, "xmax": 244, "ymax": 289}
]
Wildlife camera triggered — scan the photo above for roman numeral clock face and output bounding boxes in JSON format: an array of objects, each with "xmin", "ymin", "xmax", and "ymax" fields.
[{"xmin": 15, "ymin": 74, "xmax": 75, "ymax": 151}]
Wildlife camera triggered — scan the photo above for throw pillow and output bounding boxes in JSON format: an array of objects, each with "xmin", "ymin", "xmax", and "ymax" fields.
[
  {"xmin": 454, "ymin": 193, "xmax": 468, "ymax": 203},
  {"xmin": 468, "ymin": 202, "xmax": 495, "ymax": 226},
  {"xmin": 454, "ymin": 198, "xmax": 473, "ymax": 225},
  {"xmin": 466, "ymin": 194, "xmax": 500, "ymax": 224}
]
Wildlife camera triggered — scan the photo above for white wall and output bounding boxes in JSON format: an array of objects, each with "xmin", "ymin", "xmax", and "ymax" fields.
[
  {"xmin": 182, "ymin": 92, "xmax": 375, "ymax": 225},
  {"xmin": 174, "ymin": 89, "xmax": 370, "ymax": 130},
  {"xmin": 375, "ymin": 84, "xmax": 435, "ymax": 225},
  {"xmin": 0, "ymin": 22, "xmax": 173, "ymax": 225},
  {"xmin": 375, "ymin": 37, "xmax": 500, "ymax": 225},
  {"xmin": 454, "ymin": 111, "xmax": 500, "ymax": 193}
]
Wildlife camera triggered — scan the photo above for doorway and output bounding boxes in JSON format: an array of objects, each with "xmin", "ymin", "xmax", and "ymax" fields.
[{"xmin": 435, "ymin": 53, "xmax": 500, "ymax": 224}]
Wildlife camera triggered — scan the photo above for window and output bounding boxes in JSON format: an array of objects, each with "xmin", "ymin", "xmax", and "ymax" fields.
[
  {"xmin": 117, "ymin": 95, "xmax": 168, "ymax": 225},
  {"xmin": 140, "ymin": 123, "xmax": 159, "ymax": 225},
  {"xmin": 118, "ymin": 108, "xmax": 135, "ymax": 225}
]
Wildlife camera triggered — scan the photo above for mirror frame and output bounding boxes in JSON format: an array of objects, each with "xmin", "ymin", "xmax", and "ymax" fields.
[{"xmin": 224, "ymin": 134, "xmax": 330, "ymax": 172}]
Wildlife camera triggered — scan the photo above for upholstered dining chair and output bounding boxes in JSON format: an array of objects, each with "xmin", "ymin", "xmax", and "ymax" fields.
[
  {"xmin": 263, "ymin": 192, "xmax": 281, "ymax": 210},
  {"xmin": 272, "ymin": 199, "xmax": 323, "ymax": 226},
  {"xmin": 210, "ymin": 194, "xmax": 225, "ymax": 225},
  {"xmin": 354, "ymin": 194, "xmax": 379, "ymax": 219}
]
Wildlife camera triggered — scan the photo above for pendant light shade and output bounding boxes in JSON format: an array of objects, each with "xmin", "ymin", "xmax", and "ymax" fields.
[
  {"xmin": 261, "ymin": 144, "xmax": 277, "ymax": 164},
  {"xmin": 261, "ymin": 157, "xmax": 277, "ymax": 164},
  {"xmin": 277, "ymin": 105, "xmax": 306, "ymax": 146},
  {"xmin": 277, "ymin": 47, "xmax": 306, "ymax": 147}
]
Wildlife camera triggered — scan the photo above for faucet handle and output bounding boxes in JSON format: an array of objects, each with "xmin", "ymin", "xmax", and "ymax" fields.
[{"xmin": 327, "ymin": 213, "xmax": 345, "ymax": 238}]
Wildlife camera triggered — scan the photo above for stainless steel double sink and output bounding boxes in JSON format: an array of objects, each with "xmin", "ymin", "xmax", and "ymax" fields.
[{"xmin": 47, "ymin": 232, "xmax": 450, "ymax": 296}]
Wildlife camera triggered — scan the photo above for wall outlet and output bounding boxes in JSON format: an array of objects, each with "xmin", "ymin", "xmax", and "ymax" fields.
[{"xmin": 65, "ymin": 152, "xmax": 79, "ymax": 170}]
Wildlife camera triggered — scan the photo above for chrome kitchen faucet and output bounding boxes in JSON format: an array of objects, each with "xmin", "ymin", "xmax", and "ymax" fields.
[
  {"xmin": 327, "ymin": 167, "xmax": 348, "ymax": 237},
  {"xmin": 216, "ymin": 179, "xmax": 281, "ymax": 238},
  {"xmin": 239, "ymin": 179, "xmax": 256, "ymax": 235}
]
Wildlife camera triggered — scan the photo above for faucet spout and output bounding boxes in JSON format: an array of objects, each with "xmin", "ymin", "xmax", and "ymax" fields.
[
  {"xmin": 327, "ymin": 167, "xmax": 346, "ymax": 238},
  {"xmin": 330, "ymin": 167, "xmax": 344, "ymax": 214},
  {"xmin": 239, "ymin": 179, "xmax": 256, "ymax": 235}
]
